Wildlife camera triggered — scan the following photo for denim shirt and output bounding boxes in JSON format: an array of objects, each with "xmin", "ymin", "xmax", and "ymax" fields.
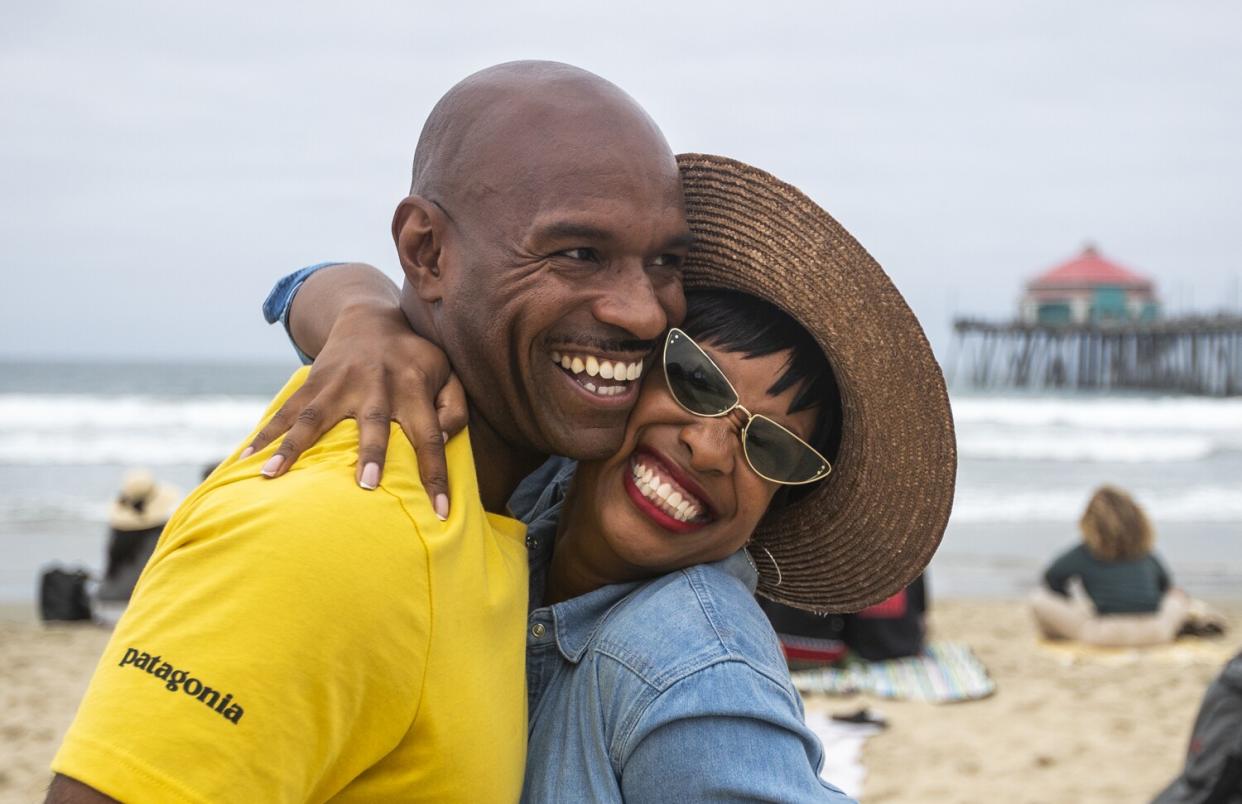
[
  {"xmin": 510, "ymin": 461, "xmax": 853, "ymax": 803},
  {"xmin": 268, "ymin": 266, "xmax": 853, "ymax": 802}
]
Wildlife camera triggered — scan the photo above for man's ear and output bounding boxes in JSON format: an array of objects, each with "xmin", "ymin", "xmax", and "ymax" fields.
[{"xmin": 392, "ymin": 196, "xmax": 447, "ymax": 303}]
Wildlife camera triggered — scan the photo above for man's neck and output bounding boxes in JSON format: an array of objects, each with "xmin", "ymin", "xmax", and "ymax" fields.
[
  {"xmin": 466, "ymin": 409, "xmax": 546, "ymax": 514},
  {"xmin": 398, "ymin": 295, "xmax": 544, "ymax": 514}
]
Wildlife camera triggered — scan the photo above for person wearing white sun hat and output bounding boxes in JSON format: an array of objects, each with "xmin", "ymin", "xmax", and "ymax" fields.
[{"xmin": 97, "ymin": 469, "xmax": 181, "ymax": 609}]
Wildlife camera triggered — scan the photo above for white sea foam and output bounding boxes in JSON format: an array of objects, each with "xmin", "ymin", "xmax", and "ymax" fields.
[
  {"xmin": 951, "ymin": 486, "xmax": 1242, "ymax": 524},
  {"xmin": 952, "ymin": 395, "xmax": 1242, "ymax": 432},
  {"xmin": 0, "ymin": 394, "xmax": 266, "ymax": 465},
  {"xmin": 950, "ymin": 395, "xmax": 1242, "ymax": 463},
  {"xmin": 957, "ymin": 430, "xmax": 1225, "ymax": 463}
]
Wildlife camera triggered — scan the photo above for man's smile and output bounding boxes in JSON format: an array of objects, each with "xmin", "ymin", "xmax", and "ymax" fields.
[{"xmin": 550, "ymin": 349, "xmax": 646, "ymax": 399}]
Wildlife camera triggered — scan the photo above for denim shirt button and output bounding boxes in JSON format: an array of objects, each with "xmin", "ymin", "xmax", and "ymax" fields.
[{"xmin": 530, "ymin": 622, "xmax": 547, "ymax": 639}]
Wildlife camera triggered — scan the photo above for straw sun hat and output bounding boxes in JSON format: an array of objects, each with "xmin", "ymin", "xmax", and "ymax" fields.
[
  {"xmin": 677, "ymin": 153, "xmax": 956, "ymax": 614},
  {"xmin": 108, "ymin": 469, "xmax": 182, "ymax": 532}
]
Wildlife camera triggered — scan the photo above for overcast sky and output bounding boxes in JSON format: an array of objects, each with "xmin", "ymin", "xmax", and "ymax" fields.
[{"xmin": 3, "ymin": 1, "xmax": 1240, "ymax": 362}]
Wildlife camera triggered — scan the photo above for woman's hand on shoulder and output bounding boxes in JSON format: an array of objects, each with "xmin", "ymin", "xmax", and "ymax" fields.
[{"xmin": 243, "ymin": 301, "xmax": 466, "ymax": 520}]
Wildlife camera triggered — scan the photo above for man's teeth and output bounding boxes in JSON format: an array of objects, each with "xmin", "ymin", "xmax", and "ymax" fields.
[
  {"xmin": 550, "ymin": 351, "xmax": 644, "ymax": 393},
  {"xmin": 630, "ymin": 459, "xmax": 704, "ymax": 523}
]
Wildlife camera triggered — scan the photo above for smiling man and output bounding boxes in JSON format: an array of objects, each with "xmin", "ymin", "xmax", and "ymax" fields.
[{"xmin": 47, "ymin": 61, "xmax": 690, "ymax": 804}]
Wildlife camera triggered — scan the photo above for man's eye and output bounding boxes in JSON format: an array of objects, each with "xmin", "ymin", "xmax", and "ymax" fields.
[
  {"xmin": 557, "ymin": 247, "xmax": 599, "ymax": 262},
  {"xmin": 651, "ymin": 254, "xmax": 684, "ymax": 269}
]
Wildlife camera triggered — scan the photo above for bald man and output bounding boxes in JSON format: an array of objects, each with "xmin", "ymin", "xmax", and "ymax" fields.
[{"xmin": 48, "ymin": 62, "xmax": 691, "ymax": 803}]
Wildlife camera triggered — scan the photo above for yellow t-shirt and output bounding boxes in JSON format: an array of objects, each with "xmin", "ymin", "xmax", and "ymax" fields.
[{"xmin": 52, "ymin": 368, "xmax": 529, "ymax": 803}]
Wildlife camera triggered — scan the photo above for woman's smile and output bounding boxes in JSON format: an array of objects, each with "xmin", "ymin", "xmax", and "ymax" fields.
[{"xmin": 623, "ymin": 448, "xmax": 716, "ymax": 534}]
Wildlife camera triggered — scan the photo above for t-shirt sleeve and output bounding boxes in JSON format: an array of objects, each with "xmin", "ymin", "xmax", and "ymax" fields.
[
  {"xmin": 619, "ymin": 662, "xmax": 856, "ymax": 803},
  {"xmin": 1151, "ymin": 553, "xmax": 1172, "ymax": 592},
  {"xmin": 52, "ymin": 468, "xmax": 430, "ymax": 804},
  {"xmin": 1043, "ymin": 545, "xmax": 1081, "ymax": 596}
]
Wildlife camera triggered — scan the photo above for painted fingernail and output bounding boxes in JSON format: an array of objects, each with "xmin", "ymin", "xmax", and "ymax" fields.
[
  {"xmin": 261, "ymin": 454, "xmax": 285, "ymax": 477},
  {"xmin": 360, "ymin": 462, "xmax": 380, "ymax": 490},
  {"xmin": 240, "ymin": 447, "xmax": 254, "ymax": 459},
  {"xmin": 434, "ymin": 493, "xmax": 449, "ymax": 521}
]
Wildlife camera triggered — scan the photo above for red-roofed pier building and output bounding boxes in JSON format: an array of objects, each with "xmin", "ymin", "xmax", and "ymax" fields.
[
  {"xmin": 1020, "ymin": 244, "xmax": 1159, "ymax": 326},
  {"xmin": 952, "ymin": 243, "xmax": 1242, "ymax": 396}
]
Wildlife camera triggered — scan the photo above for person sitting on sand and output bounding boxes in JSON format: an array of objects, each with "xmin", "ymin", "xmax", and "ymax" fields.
[
  {"xmin": 1030, "ymin": 485, "xmax": 1189, "ymax": 647},
  {"xmin": 94, "ymin": 469, "xmax": 180, "ymax": 622}
]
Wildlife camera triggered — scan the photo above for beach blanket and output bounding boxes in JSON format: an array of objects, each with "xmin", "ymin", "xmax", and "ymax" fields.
[
  {"xmin": 791, "ymin": 641, "xmax": 995, "ymax": 703},
  {"xmin": 1037, "ymin": 637, "xmax": 1237, "ymax": 667}
]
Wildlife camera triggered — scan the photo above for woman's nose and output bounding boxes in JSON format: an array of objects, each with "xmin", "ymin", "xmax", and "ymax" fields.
[{"xmin": 679, "ymin": 412, "xmax": 744, "ymax": 474}]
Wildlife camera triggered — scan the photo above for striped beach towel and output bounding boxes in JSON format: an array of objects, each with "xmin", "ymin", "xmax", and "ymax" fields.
[{"xmin": 791, "ymin": 641, "xmax": 995, "ymax": 703}]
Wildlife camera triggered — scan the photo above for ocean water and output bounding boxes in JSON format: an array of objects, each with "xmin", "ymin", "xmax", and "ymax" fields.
[{"xmin": 1, "ymin": 360, "xmax": 1240, "ymax": 603}]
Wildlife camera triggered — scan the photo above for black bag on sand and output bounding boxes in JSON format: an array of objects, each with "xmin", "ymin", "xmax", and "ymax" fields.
[
  {"xmin": 1153, "ymin": 651, "xmax": 1242, "ymax": 804},
  {"xmin": 39, "ymin": 565, "xmax": 93, "ymax": 622}
]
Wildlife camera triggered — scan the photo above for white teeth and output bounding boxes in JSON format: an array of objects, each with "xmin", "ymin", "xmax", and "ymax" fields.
[
  {"xmin": 556, "ymin": 353, "xmax": 646, "ymax": 387},
  {"xmin": 585, "ymin": 382, "xmax": 597, "ymax": 393},
  {"xmin": 630, "ymin": 460, "xmax": 706, "ymax": 523}
]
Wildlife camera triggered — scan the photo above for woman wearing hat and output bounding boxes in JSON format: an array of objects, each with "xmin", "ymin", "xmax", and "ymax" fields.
[{"xmin": 255, "ymin": 155, "xmax": 955, "ymax": 799}]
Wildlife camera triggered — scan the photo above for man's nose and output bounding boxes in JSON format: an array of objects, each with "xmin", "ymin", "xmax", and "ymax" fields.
[{"xmin": 590, "ymin": 263, "xmax": 669, "ymax": 342}]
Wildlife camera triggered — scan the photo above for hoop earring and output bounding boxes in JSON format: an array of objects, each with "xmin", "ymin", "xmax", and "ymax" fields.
[{"xmin": 759, "ymin": 544, "xmax": 783, "ymax": 587}]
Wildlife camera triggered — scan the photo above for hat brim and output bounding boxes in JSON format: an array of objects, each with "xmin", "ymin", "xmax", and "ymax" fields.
[
  {"xmin": 677, "ymin": 153, "xmax": 957, "ymax": 613},
  {"xmin": 108, "ymin": 484, "xmax": 182, "ymax": 532}
]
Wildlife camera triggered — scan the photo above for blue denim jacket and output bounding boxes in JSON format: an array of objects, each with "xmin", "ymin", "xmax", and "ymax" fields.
[
  {"xmin": 511, "ymin": 460, "xmax": 852, "ymax": 803},
  {"xmin": 268, "ymin": 266, "xmax": 853, "ymax": 802}
]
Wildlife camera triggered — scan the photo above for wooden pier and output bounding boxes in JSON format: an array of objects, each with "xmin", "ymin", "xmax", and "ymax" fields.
[{"xmin": 949, "ymin": 314, "xmax": 1242, "ymax": 396}]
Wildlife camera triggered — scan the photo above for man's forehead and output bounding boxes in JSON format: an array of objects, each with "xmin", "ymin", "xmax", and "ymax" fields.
[{"xmin": 468, "ymin": 144, "xmax": 685, "ymax": 234}]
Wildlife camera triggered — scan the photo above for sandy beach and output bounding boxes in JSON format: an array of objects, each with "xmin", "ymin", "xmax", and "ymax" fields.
[
  {"xmin": 816, "ymin": 599, "xmax": 1242, "ymax": 803},
  {"xmin": 2, "ymin": 599, "xmax": 1237, "ymax": 803}
]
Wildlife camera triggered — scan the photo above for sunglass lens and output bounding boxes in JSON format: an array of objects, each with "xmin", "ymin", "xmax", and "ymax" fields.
[
  {"xmin": 744, "ymin": 416, "xmax": 830, "ymax": 484},
  {"xmin": 664, "ymin": 331, "xmax": 737, "ymax": 416}
]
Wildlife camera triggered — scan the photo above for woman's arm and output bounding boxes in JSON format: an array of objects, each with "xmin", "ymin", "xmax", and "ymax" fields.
[
  {"xmin": 1042, "ymin": 546, "xmax": 1080, "ymax": 596},
  {"xmin": 285, "ymin": 263, "xmax": 401, "ymax": 360},
  {"xmin": 619, "ymin": 664, "xmax": 856, "ymax": 802},
  {"xmin": 246, "ymin": 263, "xmax": 466, "ymax": 519}
]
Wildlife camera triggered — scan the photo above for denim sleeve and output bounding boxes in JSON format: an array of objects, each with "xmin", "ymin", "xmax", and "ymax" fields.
[
  {"xmin": 619, "ymin": 662, "xmax": 856, "ymax": 802},
  {"xmin": 261, "ymin": 262, "xmax": 342, "ymax": 364}
]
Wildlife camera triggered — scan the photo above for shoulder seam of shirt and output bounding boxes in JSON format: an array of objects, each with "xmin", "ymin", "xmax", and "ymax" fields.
[
  {"xmin": 374, "ymin": 482, "xmax": 436, "ymax": 734},
  {"xmin": 612, "ymin": 656, "xmax": 804, "ymax": 769},
  {"xmin": 592, "ymin": 564, "xmax": 780, "ymax": 691},
  {"xmin": 683, "ymin": 564, "xmax": 734, "ymax": 656}
]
